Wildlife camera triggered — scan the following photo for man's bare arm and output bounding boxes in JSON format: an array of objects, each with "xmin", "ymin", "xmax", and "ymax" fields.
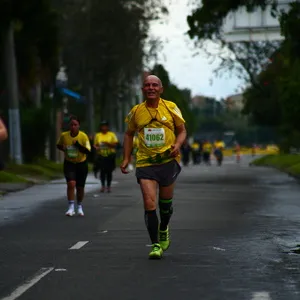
[
  {"xmin": 123, "ymin": 129, "xmax": 135, "ymax": 162},
  {"xmin": 175, "ymin": 124, "xmax": 187, "ymax": 147},
  {"xmin": 170, "ymin": 124, "xmax": 187, "ymax": 157}
]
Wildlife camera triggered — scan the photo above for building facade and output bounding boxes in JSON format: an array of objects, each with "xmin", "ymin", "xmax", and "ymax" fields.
[
  {"xmin": 222, "ymin": 0, "xmax": 292, "ymax": 42},
  {"xmin": 224, "ymin": 93, "xmax": 245, "ymax": 111}
]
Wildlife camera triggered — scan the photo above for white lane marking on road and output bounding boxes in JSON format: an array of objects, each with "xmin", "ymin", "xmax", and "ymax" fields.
[
  {"xmin": 69, "ymin": 241, "xmax": 89, "ymax": 250},
  {"xmin": 251, "ymin": 292, "xmax": 271, "ymax": 300},
  {"xmin": 212, "ymin": 246, "xmax": 226, "ymax": 251},
  {"xmin": 54, "ymin": 268, "xmax": 67, "ymax": 272},
  {"xmin": 1, "ymin": 267, "xmax": 54, "ymax": 300}
]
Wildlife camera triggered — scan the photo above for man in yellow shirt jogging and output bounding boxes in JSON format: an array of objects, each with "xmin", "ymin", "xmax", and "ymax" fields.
[{"xmin": 120, "ymin": 75, "xmax": 187, "ymax": 259}]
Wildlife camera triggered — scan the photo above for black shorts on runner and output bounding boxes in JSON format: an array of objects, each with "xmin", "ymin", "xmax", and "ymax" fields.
[
  {"xmin": 63, "ymin": 160, "xmax": 88, "ymax": 187},
  {"xmin": 136, "ymin": 159, "xmax": 181, "ymax": 187}
]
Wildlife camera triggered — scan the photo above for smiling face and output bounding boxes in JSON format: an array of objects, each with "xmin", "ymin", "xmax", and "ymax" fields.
[{"xmin": 142, "ymin": 75, "xmax": 163, "ymax": 101}]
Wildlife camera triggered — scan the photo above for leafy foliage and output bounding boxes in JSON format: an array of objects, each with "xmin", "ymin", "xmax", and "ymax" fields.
[
  {"xmin": 187, "ymin": 0, "xmax": 280, "ymax": 84},
  {"xmin": 0, "ymin": 0, "xmax": 59, "ymax": 94},
  {"xmin": 20, "ymin": 103, "xmax": 51, "ymax": 162},
  {"xmin": 53, "ymin": 0, "xmax": 168, "ymax": 120},
  {"xmin": 187, "ymin": 0, "xmax": 277, "ymax": 40},
  {"xmin": 0, "ymin": 0, "xmax": 170, "ymax": 161},
  {"xmin": 242, "ymin": 2, "xmax": 300, "ymax": 150}
]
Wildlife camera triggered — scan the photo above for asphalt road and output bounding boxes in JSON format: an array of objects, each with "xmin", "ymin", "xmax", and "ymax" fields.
[{"xmin": 1, "ymin": 155, "xmax": 300, "ymax": 300}]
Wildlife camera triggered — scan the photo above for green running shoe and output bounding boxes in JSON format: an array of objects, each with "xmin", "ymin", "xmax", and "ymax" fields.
[
  {"xmin": 149, "ymin": 243, "xmax": 163, "ymax": 259},
  {"xmin": 159, "ymin": 226, "xmax": 170, "ymax": 251}
]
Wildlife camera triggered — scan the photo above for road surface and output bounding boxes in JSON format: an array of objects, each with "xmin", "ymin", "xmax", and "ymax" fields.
[{"xmin": 0, "ymin": 155, "xmax": 300, "ymax": 300}]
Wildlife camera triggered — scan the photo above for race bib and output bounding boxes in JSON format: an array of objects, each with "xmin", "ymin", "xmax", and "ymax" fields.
[
  {"xmin": 66, "ymin": 145, "xmax": 79, "ymax": 158},
  {"xmin": 99, "ymin": 142, "xmax": 109, "ymax": 156},
  {"xmin": 144, "ymin": 128, "xmax": 165, "ymax": 148}
]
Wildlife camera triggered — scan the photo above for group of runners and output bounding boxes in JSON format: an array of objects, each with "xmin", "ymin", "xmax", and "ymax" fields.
[
  {"xmin": 0, "ymin": 74, "xmax": 242, "ymax": 260},
  {"xmin": 181, "ymin": 139, "xmax": 227, "ymax": 166},
  {"xmin": 56, "ymin": 74, "xmax": 186, "ymax": 259}
]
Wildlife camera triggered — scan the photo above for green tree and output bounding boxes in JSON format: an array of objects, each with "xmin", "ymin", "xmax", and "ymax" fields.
[
  {"xmin": 242, "ymin": 2, "xmax": 300, "ymax": 150},
  {"xmin": 54, "ymin": 0, "xmax": 168, "ymax": 123},
  {"xmin": 0, "ymin": 1, "xmax": 60, "ymax": 162},
  {"xmin": 187, "ymin": 0, "xmax": 280, "ymax": 86},
  {"xmin": 0, "ymin": 0, "xmax": 59, "ymax": 97}
]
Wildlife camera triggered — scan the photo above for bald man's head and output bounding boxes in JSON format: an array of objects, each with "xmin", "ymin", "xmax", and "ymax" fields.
[
  {"xmin": 142, "ymin": 75, "xmax": 163, "ymax": 102},
  {"xmin": 143, "ymin": 75, "xmax": 162, "ymax": 87}
]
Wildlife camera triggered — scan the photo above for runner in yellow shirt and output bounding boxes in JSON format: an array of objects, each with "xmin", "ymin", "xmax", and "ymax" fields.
[
  {"xmin": 202, "ymin": 140, "xmax": 212, "ymax": 165},
  {"xmin": 93, "ymin": 121, "xmax": 118, "ymax": 193},
  {"xmin": 214, "ymin": 139, "xmax": 225, "ymax": 166},
  {"xmin": 191, "ymin": 140, "xmax": 201, "ymax": 165},
  {"xmin": 120, "ymin": 75, "xmax": 187, "ymax": 259},
  {"xmin": 57, "ymin": 115, "xmax": 91, "ymax": 217}
]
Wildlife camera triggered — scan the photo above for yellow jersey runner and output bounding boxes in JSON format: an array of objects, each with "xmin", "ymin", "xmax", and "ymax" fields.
[
  {"xmin": 125, "ymin": 98, "xmax": 185, "ymax": 167},
  {"xmin": 57, "ymin": 131, "xmax": 91, "ymax": 163},
  {"xmin": 94, "ymin": 131, "xmax": 118, "ymax": 157}
]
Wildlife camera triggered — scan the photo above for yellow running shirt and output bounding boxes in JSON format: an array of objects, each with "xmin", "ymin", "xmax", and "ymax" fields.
[
  {"xmin": 191, "ymin": 142, "xmax": 200, "ymax": 151},
  {"xmin": 203, "ymin": 142, "xmax": 212, "ymax": 152},
  {"xmin": 125, "ymin": 98, "xmax": 185, "ymax": 167},
  {"xmin": 57, "ymin": 131, "xmax": 91, "ymax": 163},
  {"xmin": 94, "ymin": 131, "xmax": 118, "ymax": 157},
  {"xmin": 214, "ymin": 141, "xmax": 225, "ymax": 149},
  {"xmin": 133, "ymin": 135, "xmax": 139, "ymax": 149}
]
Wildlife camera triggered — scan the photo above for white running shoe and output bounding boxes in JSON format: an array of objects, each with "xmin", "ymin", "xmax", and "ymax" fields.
[
  {"xmin": 77, "ymin": 206, "xmax": 84, "ymax": 217},
  {"xmin": 65, "ymin": 206, "xmax": 75, "ymax": 217}
]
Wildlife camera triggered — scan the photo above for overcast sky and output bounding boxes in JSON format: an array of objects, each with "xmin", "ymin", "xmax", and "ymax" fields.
[{"xmin": 149, "ymin": 0, "xmax": 244, "ymax": 99}]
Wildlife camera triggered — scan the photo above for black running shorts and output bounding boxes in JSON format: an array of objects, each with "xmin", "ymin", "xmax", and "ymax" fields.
[
  {"xmin": 136, "ymin": 159, "xmax": 181, "ymax": 187},
  {"xmin": 63, "ymin": 160, "xmax": 88, "ymax": 187}
]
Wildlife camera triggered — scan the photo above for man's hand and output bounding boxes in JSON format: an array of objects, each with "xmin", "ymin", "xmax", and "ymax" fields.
[
  {"xmin": 170, "ymin": 143, "xmax": 181, "ymax": 157},
  {"xmin": 120, "ymin": 159, "xmax": 130, "ymax": 174}
]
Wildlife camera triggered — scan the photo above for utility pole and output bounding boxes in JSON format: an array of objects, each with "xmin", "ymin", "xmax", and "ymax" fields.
[
  {"xmin": 86, "ymin": 0, "xmax": 94, "ymax": 136},
  {"xmin": 4, "ymin": 22, "xmax": 23, "ymax": 164},
  {"xmin": 49, "ymin": 88, "xmax": 56, "ymax": 162}
]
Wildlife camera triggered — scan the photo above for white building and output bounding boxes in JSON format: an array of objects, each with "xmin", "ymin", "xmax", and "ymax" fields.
[
  {"xmin": 224, "ymin": 93, "xmax": 245, "ymax": 111},
  {"xmin": 222, "ymin": 0, "xmax": 292, "ymax": 42}
]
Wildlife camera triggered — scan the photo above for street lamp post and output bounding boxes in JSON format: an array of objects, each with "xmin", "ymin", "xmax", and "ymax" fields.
[
  {"xmin": 50, "ymin": 66, "xmax": 68, "ymax": 162},
  {"xmin": 56, "ymin": 65, "xmax": 69, "ymax": 131}
]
